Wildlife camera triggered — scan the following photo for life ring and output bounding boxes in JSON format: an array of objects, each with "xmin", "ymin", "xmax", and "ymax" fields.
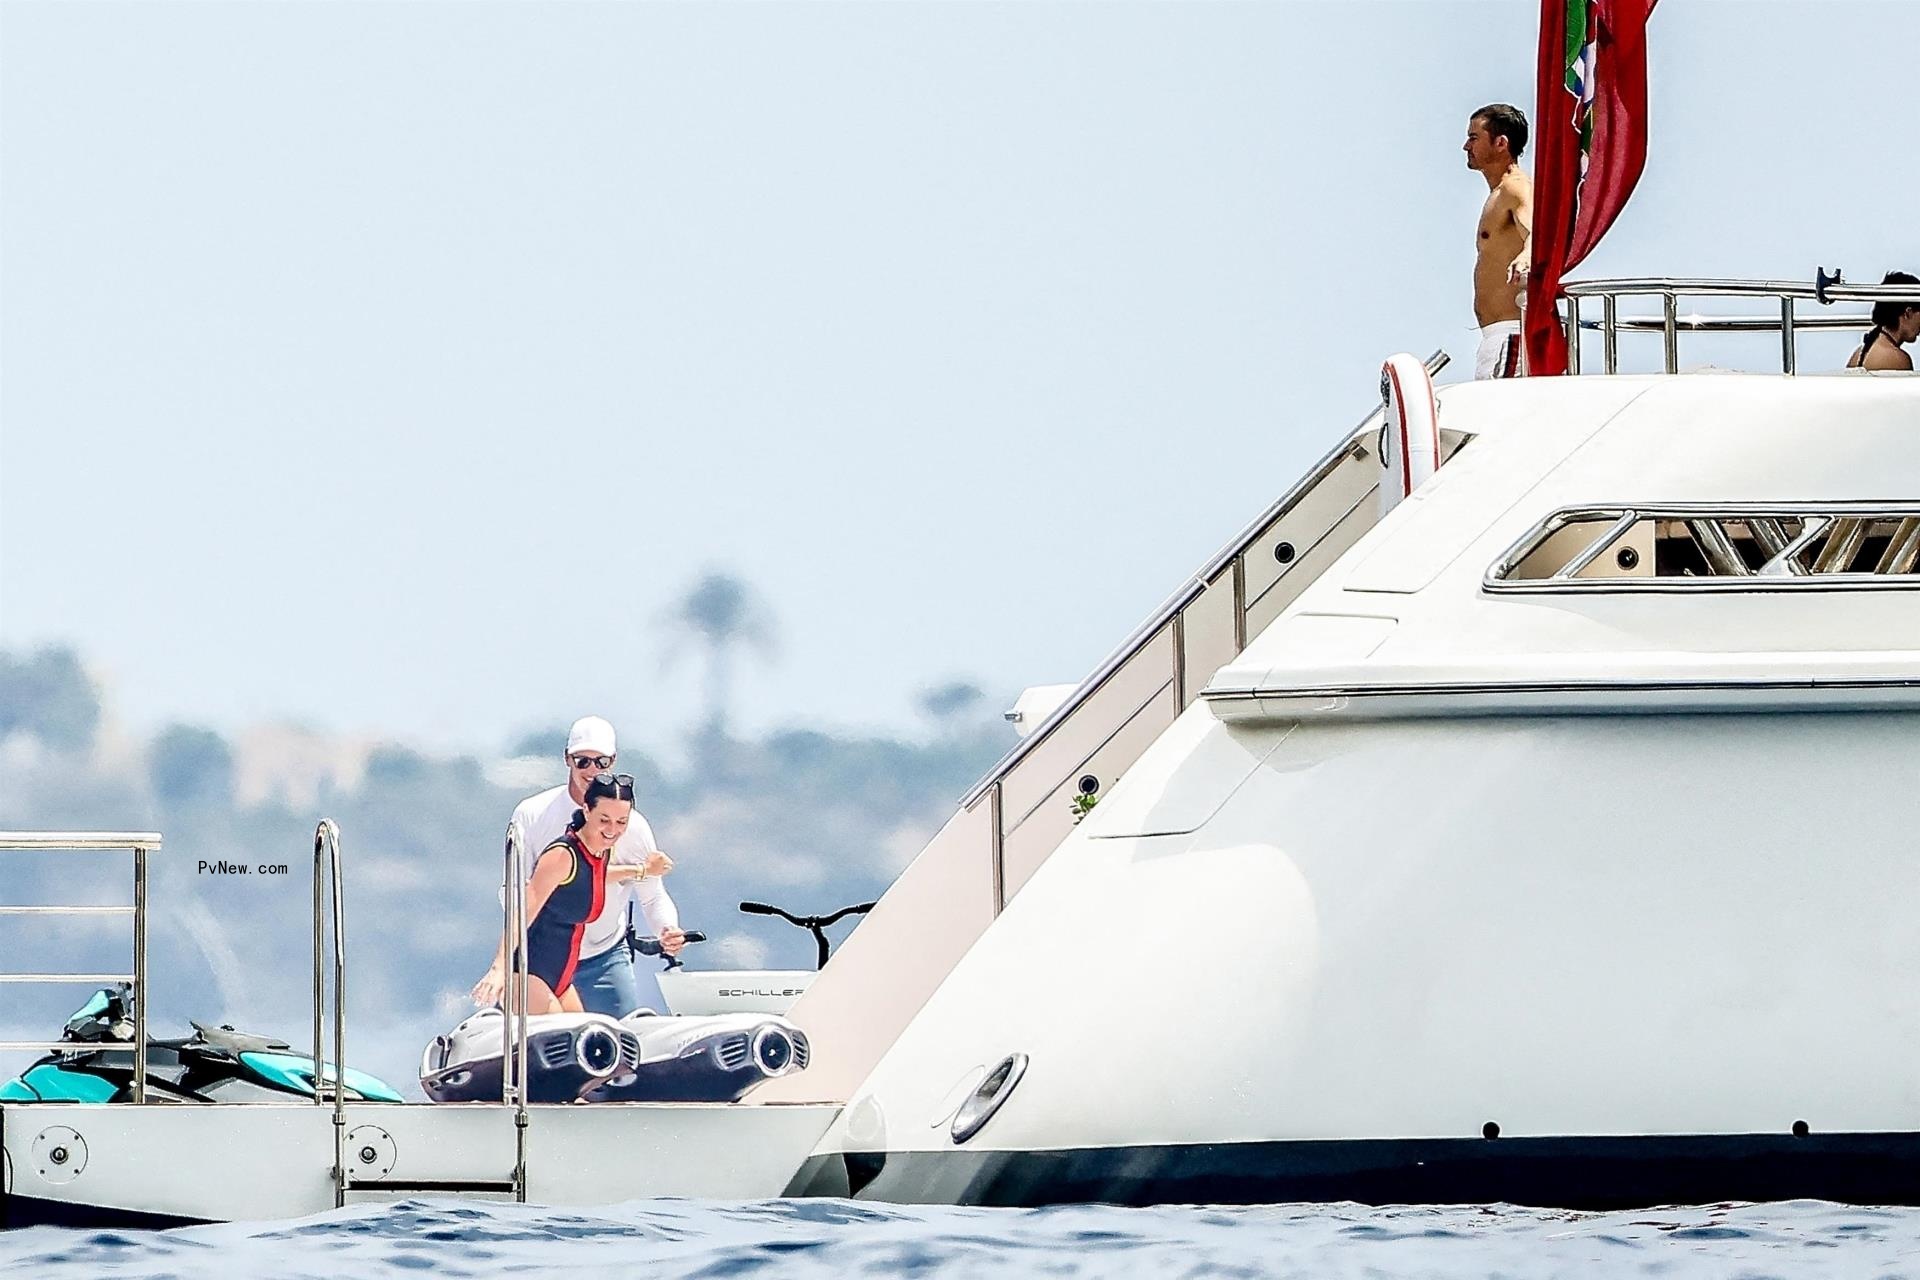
[{"xmin": 1377, "ymin": 353, "xmax": 1439, "ymax": 518}]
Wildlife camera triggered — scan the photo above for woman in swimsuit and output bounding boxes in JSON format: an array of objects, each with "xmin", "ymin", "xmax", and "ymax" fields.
[
  {"xmin": 1847, "ymin": 271, "xmax": 1920, "ymax": 371},
  {"xmin": 520, "ymin": 771, "xmax": 640, "ymax": 1014}
]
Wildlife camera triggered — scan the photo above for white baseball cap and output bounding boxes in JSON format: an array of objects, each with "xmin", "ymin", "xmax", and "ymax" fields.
[{"xmin": 565, "ymin": 716, "xmax": 617, "ymax": 757}]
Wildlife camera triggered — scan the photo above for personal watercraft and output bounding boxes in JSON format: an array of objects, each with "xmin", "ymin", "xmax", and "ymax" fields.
[{"xmin": 0, "ymin": 985, "xmax": 403, "ymax": 1104}]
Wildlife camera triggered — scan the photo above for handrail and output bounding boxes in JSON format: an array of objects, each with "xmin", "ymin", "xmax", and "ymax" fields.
[
  {"xmin": 0, "ymin": 832, "xmax": 164, "ymax": 849},
  {"xmin": 502, "ymin": 821, "xmax": 530, "ymax": 1201},
  {"xmin": 312, "ymin": 820, "xmax": 349, "ymax": 1205},
  {"xmin": 1559, "ymin": 273, "xmax": 1920, "ymax": 375},
  {"xmin": 1579, "ymin": 314, "xmax": 1862, "ymax": 334},
  {"xmin": 1562, "ymin": 276, "xmax": 1920, "ymax": 302},
  {"xmin": 0, "ymin": 832, "xmax": 156, "ymax": 1102},
  {"xmin": 959, "ymin": 348, "xmax": 1449, "ymax": 812}
]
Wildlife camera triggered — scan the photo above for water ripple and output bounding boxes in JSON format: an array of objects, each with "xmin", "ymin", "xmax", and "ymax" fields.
[{"xmin": 2, "ymin": 1198, "xmax": 1918, "ymax": 1279}]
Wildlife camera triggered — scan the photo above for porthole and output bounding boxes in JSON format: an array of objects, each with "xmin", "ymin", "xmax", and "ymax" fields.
[
  {"xmin": 1274, "ymin": 542, "xmax": 1297, "ymax": 566},
  {"xmin": 950, "ymin": 1053, "xmax": 1028, "ymax": 1145}
]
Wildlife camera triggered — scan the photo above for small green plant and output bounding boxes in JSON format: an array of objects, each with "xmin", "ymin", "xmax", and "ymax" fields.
[{"xmin": 1070, "ymin": 791, "xmax": 1100, "ymax": 823}]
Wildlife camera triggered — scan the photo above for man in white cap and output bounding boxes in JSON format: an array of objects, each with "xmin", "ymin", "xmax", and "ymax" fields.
[{"xmin": 471, "ymin": 715, "xmax": 685, "ymax": 1016}]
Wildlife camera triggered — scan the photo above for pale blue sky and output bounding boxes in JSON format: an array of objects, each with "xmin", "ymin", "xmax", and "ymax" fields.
[{"xmin": 1, "ymin": 1, "xmax": 1909, "ymax": 755}]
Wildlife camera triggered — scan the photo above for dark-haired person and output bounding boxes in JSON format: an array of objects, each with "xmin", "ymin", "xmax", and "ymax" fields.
[
  {"xmin": 471, "ymin": 716, "xmax": 683, "ymax": 1014},
  {"xmin": 1464, "ymin": 103, "xmax": 1533, "ymax": 379},
  {"xmin": 1846, "ymin": 272, "xmax": 1920, "ymax": 371},
  {"xmin": 494, "ymin": 771, "xmax": 640, "ymax": 1015}
]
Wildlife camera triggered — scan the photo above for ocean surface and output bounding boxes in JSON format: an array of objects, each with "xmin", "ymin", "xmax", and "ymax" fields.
[{"xmin": 3, "ymin": 1198, "xmax": 1918, "ymax": 1279}]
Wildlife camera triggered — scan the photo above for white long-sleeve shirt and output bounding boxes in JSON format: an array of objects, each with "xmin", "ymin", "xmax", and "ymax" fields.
[{"xmin": 504, "ymin": 784, "xmax": 679, "ymax": 960}]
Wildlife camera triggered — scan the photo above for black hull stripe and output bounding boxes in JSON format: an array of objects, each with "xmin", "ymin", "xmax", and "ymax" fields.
[
  {"xmin": 4, "ymin": 1192, "xmax": 207, "ymax": 1232},
  {"xmin": 788, "ymin": 1132, "xmax": 1920, "ymax": 1210}
]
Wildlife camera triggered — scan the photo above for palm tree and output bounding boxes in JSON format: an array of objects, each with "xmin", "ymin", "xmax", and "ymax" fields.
[{"xmin": 663, "ymin": 571, "xmax": 776, "ymax": 741}]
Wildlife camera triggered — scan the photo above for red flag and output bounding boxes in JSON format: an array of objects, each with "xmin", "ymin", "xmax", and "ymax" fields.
[{"xmin": 1525, "ymin": 0, "xmax": 1657, "ymax": 376}]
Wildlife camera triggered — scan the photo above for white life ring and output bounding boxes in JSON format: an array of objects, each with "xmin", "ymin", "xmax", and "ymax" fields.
[{"xmin": 1377, "ymin": 353, "xmax": 1439, "ymax": 518}]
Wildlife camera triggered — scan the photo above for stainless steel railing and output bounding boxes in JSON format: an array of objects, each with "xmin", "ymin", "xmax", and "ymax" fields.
[
  {"xmin": 1560, "ymin": 274, "xmax": 1920, "ymax": 375},
  {"xmin": 502, "ymin": 821, "xmax": 530, "ymax": 1201},
  {"xmin": 958, "ymin": 350, "xmax": 1449, "ymax": 910},
  {"xmin": 310, "ymin": 820, "xmax": 352, "ymax": 1204},
  {"xmin": 0, "ymin": 832, "xmax": 158, "ymax": 1102}
]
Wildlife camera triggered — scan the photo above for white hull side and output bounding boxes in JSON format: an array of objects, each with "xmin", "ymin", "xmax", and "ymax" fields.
[
  {"xmin": 803, "ymin": 709, "xmax": 1920, "ymax": 1200},
  {"xmin": 3, "ymin": 1101, "xmax": 839, "ymax": 1225}
]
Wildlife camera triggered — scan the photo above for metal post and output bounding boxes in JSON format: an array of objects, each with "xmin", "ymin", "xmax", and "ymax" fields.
[
  {"xmin": 328, "ymin": 823, "xmax": 347, "ymax": 1206},
  {"xmin": 504, "ymin": 822, "xmax": 530, "ymax": 1202},
  {"xmin": 1170, "ymin": 612, "xmax": 1187, "ymax": 711},
  {"xmin": 1603, "ymin": 294, "xmax": 1619, "ymax": 373},
  {"xmin": 1662, "ymin": 293, "xmax": 1679, "ymax": 373},
  {"xmin": 1780, "ymin": 296, "xmax": 1797, "ymax": 374},
  {"xmin": 1567, "ymin": 296, "xmax": 1582, "ymax": 374},
  {"xmin": 132, "ymin": 845, "xmax": 148, "ymax": 1104},
  {"xmin": 312, "ymin": 830, "xmax": 325, "ymax": 1106},
  {"xmin": 988, "ymin": 783, "xmax": 1005, "ymax": 917},
  {"xmin": 310, "ymin": 821, "xmax": 348, "ymax": 1203},
  {"xmin": 1231, "ymin": 555, "xmax": 1247, "ymax": 651}
]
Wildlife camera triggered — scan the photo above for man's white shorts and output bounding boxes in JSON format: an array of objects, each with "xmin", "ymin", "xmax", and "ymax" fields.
[{"xmin": 1475, "ymin": 321, "xmax": 1525, "ymax": 380}]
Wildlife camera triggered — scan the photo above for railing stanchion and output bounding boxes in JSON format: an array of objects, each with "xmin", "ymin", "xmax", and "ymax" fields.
[
  {"xmin": 501, "ymin": 822, "xmax": 531, "ymax": 1201},
  {"xmin": 132, "ymin": 844, "xmax": 148, "ymax": 1104},
  {"xmin": 1662, "ymin": 292, "xmax": 1679, "ymax": 373},
  {"xmin": 988, "ymin": 783, "xmax": 1005, "ymax": 917},
  {"xmin": 1567, "ymin": 296, "xmax": 1581, "ymax": 374},
  {"xmin": 312, "ymin": 831, "xmax": 325, "ymax": 1106},
  {"xmin": 311, "ymin": 820, "xmax": 348, "ymax": 1204},
  {"xmin": 1781, "ymin": 296, "xmax": 1798, "ymax": 374},
  {"xmin": 1602, "ymin": 294, "xmax": 1619, "ymax": 373}
]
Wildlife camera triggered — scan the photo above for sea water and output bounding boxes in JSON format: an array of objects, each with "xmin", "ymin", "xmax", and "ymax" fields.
[{"xmin": 3, "ymin": 1198, "xmax": 1917, "ymax": 1279}]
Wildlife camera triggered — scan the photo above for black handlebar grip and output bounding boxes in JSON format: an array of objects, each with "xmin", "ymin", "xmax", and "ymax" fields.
[{"xmin": 738, "ymin": 902, "xmax": 779, "ymax": 916}]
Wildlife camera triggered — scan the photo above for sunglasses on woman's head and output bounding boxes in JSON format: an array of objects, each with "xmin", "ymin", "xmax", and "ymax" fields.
[{"xmin": 571, "ymin": 754, "xmax": 614, "ymax": 770}]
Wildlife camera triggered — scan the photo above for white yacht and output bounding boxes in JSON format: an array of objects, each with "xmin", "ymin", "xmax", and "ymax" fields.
[
  {"xmin": 783, "ymin": 276, "xmax": 1920, "ymax": 1206},
  {"xmin": 8, "ymin": 275, "xmax": 1920, "ymax": 1224}
]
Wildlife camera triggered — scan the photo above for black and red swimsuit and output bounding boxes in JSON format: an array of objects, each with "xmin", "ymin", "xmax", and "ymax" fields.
[{"xmin": 525, "ymin": 832, "xmax": 608, "ymax": 997}]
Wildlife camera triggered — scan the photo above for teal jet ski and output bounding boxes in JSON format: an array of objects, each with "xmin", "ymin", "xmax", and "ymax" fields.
[{"xmin": 0, "ymin": 985, "xmax": 403, "ymax": 1104}]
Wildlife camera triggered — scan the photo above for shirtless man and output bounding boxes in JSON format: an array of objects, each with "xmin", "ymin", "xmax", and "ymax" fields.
[{"xmin": 1464, "ymin": 104, "xmax": 1533, "ymax": 379}]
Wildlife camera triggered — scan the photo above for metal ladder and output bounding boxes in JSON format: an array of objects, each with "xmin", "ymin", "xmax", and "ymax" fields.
[{"xmin": 319, "ymin": 820, "xmax": 527, "ymax": 1204}]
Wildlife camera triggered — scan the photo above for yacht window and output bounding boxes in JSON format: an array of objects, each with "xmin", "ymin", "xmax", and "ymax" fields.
[{"xmin": 1488, "ymin": 507, "xmax": 1920, "ymax": 588}]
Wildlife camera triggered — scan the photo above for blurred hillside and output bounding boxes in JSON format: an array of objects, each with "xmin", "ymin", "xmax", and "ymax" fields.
[{"xmin": 0, "ymin": 640, "xmax": 1016, "ymax": 1091}]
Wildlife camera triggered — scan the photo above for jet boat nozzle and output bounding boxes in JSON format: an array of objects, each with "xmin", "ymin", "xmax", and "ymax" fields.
[
  {"xmin": 575, "ymin": 1026, "xmax": 622, "ymax": 1076},
  {"xmin": 751, "ymin": 1026, "xmax": 797, "ymax": 1076}
]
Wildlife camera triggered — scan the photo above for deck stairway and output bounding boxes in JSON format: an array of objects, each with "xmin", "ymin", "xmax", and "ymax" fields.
[{"xmin": 757, "ymin": 351, "xmax": 1459, "ymax": 1103}]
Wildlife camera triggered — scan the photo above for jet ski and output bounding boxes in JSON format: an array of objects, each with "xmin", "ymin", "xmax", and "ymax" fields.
[
  {"xmin": 0, "ymin": 985, "xmax": 404, "ymax": 1104},
  {"xmin": 420, "ymin": 930, "xmax": 810, "ymax": 1104}
]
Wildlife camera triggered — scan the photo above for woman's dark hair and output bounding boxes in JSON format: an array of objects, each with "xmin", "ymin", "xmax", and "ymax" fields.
[
  {"xmin": 567, "ymin": 771, "xmax": 637, "ymax": 830},
  {"xmin": 1868, "ymin": 271, "xmax": 1920, "ymax": 348},
  {"xmin": 1473, "ymin": 103, "xmax": 1529, "ymax": 159}
]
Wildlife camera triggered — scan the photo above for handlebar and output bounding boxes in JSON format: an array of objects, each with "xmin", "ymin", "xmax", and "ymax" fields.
[
  {"xmin": 625, "ymin": 928, "xmax": 706, "ymax": 970},
  {"xmin": 738, "ymin": 900, "xmax": 876, "ymax": 969}
]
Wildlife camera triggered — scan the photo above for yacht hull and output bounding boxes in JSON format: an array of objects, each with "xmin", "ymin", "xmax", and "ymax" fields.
[
  {"xmin": 790, "ymin": 1131, "xmax": 1920, "ymax": 1208},
  {"xmin": 800, "ymin": 710, "xmax": 1920, "ymax": 1209}
]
